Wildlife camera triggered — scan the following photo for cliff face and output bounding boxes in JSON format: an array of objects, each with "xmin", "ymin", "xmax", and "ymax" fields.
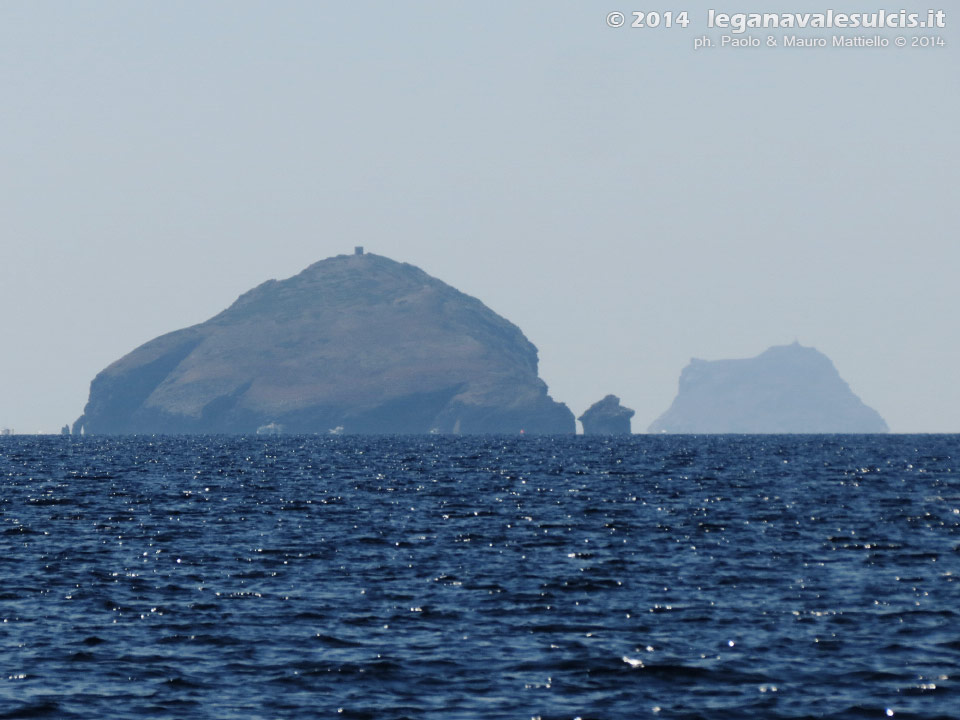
[
  {"xmin": 75, "ymin": 253, "xmax": 574, "ymax": 435},
  {"xmin": 649, "ymin": 343, "xmax": 888, "ymax": 434},
  {"xmin": 579, "ymin": 395, "xmax": 634, "ymax": 435}
]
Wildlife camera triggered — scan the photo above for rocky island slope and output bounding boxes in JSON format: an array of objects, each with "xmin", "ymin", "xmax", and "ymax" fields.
[
  {"xmin": 649, "ymin": 343, "xmax": 888, "ymax": 434},
  {"xmin": 75, "ymin": 252, "xmax": 575, "ymax": 435}
]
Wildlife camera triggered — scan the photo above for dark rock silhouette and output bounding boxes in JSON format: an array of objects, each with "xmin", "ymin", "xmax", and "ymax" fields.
[
  {"xmin": 75, "ymin": 252, "xmax": 574, "ymax": 435},
  {"xmin": 649, "ymin": 343, "xmax": 888, "ymax": 433},
  {"xmin": 579, "ymin": 395, "xmax": 634, "ymax": 435}
]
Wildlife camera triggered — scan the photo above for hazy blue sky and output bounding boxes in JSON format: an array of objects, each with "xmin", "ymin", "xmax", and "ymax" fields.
[{"xmin": 1, "ymin": 1, "xmax": 957, "ymax": 433}]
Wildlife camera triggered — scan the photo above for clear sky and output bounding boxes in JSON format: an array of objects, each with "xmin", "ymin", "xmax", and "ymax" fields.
[{"xmin": 1, "ymin": 1, "xmax": 957, "ymax": 433}]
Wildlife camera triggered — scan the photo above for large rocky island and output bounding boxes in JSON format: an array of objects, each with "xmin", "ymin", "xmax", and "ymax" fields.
[
  {"xmin": 648, "ymin": 343, "xmax": 888, "ymax": 434},
  {"xmin": 74, "ymin": 251, "xmax": 575, "ymax": 435}
]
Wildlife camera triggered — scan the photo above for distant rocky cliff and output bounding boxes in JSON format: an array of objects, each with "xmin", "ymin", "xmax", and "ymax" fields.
[
  {"xmin": 649, "ymin": 343, "xmax": 888, "ymax": 434},
  {"xmin": 75, "ymin": 252, "xmax": 574, "ymax": 435}
]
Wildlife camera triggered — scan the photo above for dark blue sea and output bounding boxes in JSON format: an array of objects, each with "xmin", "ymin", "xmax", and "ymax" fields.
[{"xmin": 1, "ymin": 435, "xmax": 958, "ymax": 720}]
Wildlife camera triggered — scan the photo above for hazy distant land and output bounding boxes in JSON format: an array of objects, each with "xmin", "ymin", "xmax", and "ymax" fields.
[
  {"xmin": 649, "ymin": 343, "xmax": 888, "ymax": 434},
  {"xmin": 71, "ymin": 253, "xmax": 887, "ymax": 436}
]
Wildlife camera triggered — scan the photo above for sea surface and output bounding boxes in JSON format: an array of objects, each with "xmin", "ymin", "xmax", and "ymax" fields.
[{"xmin": 1, "ymin": 435, "xmax": 958, "ymax": 720}]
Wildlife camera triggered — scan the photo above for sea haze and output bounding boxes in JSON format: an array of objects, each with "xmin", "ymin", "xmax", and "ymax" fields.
[{"xmin": 1, "ymin": 435, "xmax": 958, "ymax": 719}]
